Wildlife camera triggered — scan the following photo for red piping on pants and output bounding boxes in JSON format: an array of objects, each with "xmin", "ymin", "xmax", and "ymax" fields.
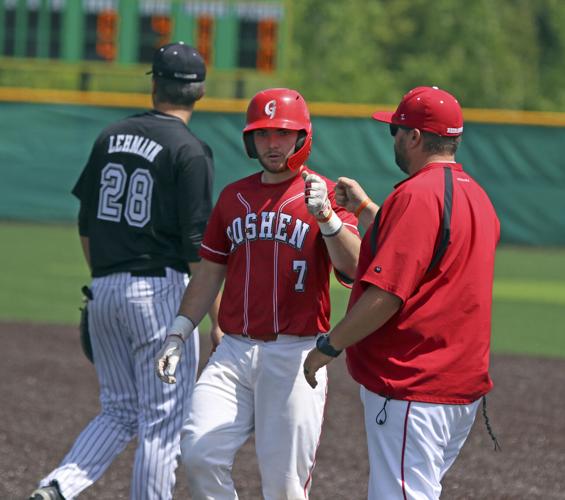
[
  {"xmin": 401, "ymin": 401, "xmax": 412, "ymax": 500},
  {"xmin": 303, "ymin": 370, "xmax": 329, "ymax": 498}
]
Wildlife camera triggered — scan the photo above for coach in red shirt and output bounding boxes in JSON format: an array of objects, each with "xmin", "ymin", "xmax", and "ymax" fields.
[{"xmin": 304, "ymin": 86, "xmax": 500, "ymax": 500}]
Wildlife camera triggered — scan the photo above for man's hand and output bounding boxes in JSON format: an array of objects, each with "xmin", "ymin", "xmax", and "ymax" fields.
[
  {"xmin": 155, "ymin": 335, "xmax": 184, "ymax": 384},
  {"xmin": 209, "ymin": 324, "xmax": 224, "ymax": 354},
  {"xmin": 303, "ymin": 347, "xmax": 334, "ymax": 388},
  {"xmin": 303, "ymin": 172, "xmax": 332, "ymax": 220},
  {"xmin": 334, "ymin": 177, "xmax": 370, "ymax": 213}
]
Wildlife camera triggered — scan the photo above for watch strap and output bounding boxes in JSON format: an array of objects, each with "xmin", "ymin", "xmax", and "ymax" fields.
[{"xmin": 316, "ymin": 333, "xmax": 343, "ymax": 357}]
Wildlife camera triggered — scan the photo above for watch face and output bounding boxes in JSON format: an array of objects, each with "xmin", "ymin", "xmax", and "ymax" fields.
[{"xmin": 316, "ymin": 334, "xmax": 341, "ymax": 357}]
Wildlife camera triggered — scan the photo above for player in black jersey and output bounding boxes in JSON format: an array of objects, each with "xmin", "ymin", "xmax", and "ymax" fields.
[{"xmin": 29, "ymin": 42, "xmax": 220, "ymax": 500}]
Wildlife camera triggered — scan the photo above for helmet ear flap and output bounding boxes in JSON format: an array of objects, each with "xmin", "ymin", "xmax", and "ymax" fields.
[
  {"xmin": 295, "ymin": 131, "xmax": 307, "ymax": 153},
  {"xmin": 287, "ymin": 128, "xmax": 312, "ymax": 171},
  {"xmin": 243, "ymin": 131, "xmax": 258, "ymax": 158}
]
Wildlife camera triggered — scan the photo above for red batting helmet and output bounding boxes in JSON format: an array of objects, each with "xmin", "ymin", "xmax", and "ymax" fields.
[{"xmin": 243, "ymin": 88, "xmax": 312, "ymax": 171}]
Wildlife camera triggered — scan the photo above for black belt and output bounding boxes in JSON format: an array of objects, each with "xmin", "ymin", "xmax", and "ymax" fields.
[{"xmin": 130, "ymin": 268, "xmax": 167, "ymax": 277}]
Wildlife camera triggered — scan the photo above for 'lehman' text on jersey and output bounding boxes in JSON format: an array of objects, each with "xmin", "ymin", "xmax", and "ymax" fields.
[
  {"xmin": 108, "ymin": 134, "xmax": 164, "ymax": 163},
  {"xmin": 226, "ymin": 211, "xmax": 311, "ymax": 251}
]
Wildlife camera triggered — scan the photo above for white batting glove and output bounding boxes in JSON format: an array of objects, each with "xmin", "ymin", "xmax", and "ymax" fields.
[
  {"xmin": 155, "ymin": 335, "xmax": 184, "ymax": 384},
  {"xmin": 303, "ymin": 172, "xmax": 332, "ymax": 220}
]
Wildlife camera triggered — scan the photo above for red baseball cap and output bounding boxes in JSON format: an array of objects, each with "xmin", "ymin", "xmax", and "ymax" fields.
[{"xmin": 372, "ymin": 86, "xmax": 463, "ymax": 136}]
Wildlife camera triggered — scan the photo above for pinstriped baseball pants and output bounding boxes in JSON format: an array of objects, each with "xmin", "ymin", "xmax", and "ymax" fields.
[{"xmin": 39, "ymin": 269, "xmax": 199, "ymax": 500}]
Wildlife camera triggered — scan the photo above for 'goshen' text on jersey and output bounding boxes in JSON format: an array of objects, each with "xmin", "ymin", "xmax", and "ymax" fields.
[
  {"xmin": 108, "ymin": 134, "xmax": 164, "ymax": 162},
  {"xmin": 227, "ymin": 212, "xmax": 310, "ymax": 251}
]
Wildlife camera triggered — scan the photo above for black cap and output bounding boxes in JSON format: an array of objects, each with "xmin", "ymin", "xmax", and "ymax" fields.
[{"xmin": 147, "ymin": 42, "xmax": 206, "ymax": 82}]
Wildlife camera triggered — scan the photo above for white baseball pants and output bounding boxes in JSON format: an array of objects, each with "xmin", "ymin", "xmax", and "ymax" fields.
[
  {"xmin": 360, "ymin": 386, "xmax": 481, "ymax": 500},
  {"xmin": 181, "ymin": 334, "xmax": 327, "ymax": 500}
]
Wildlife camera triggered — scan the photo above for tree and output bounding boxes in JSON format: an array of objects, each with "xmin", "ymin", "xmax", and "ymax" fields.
[{"xmin": 287, "ymin": 0, "xmax": 565, "ymax": 111}]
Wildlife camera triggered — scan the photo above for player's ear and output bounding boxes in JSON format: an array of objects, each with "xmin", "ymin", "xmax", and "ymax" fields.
[{"xmin": 409, "ymin": 128, "xmax": 423, "ymax": 148}]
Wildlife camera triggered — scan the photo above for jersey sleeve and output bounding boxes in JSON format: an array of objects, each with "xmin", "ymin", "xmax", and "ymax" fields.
[
  {"xmin": 327, "ymin": 183, "xmax": 360, "ymax": 287},
  {"xmin": 176, "ymin": 146, "xmax": 215, "ymax": 262},
  {"xmin": 199, "ymin": 191, "xmax": 231, "ymax": 264},
  {"xmin": 360, "ymin": 190, "xmax": 440, "ymax": 302},
  {"xmin": 71, "ymin": 143, "xmax": 98, "ymax": 237},
  {"xmin": 72, "ymin": 169, "xmax": 89, "ymax": 236}
]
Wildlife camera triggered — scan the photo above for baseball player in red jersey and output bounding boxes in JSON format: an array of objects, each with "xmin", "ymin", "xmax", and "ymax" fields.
[
  {"xmin": 155, "ymin": 88, "xmax": 361, "ymax": 499},
  {"xmin": 303, "ymin": 86, "xmax": 500, "ymax": 499}
]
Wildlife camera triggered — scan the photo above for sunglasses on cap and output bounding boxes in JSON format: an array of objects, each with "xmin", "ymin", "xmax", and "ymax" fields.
[{"xmin": 389, "ymin": 124, "xmax": 413, "ymax": 137}]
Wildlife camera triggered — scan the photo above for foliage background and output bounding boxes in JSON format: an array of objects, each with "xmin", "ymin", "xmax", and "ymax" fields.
[
  {"xmin": 288, "ymin": 0, "xmax": 565, "ymax": 110},
  {"xmin": 2, "ymin": 1, "xmax": 565, "ymax": 111}
]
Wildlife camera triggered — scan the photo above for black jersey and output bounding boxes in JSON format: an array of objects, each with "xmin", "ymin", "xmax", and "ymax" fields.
[{"xmin": 72, "ymin": 110, "xmax": 214, "ymax": 277}]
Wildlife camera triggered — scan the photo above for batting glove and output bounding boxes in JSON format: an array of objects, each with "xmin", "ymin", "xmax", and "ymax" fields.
[
  {"xmin": 303, "ymin": 172, "xmax": 332, "ymax": 220},
  {"xmin": 155, "ymin": 335, "xmax": 184, "ymax": 384}
]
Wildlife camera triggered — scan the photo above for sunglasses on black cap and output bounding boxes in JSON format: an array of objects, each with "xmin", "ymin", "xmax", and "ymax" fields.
[{"xmin": 389, "ymin": 124, "xmax": 413, "ymax": 136}]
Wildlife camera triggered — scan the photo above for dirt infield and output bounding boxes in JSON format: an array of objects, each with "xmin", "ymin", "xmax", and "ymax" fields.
[{"xmin": 1, "ymin": 322, "xmax": 563, "ymax": 500}]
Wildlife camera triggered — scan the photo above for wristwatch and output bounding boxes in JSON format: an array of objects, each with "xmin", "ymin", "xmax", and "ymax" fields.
[{"xmin": 316, "ymin": 333, "xmax": 343, "ymax": 357}]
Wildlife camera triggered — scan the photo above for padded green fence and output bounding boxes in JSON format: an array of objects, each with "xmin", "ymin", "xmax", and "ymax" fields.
[{"xmin": 1, "ymin": 102, "xmax": 564, "ymax": 245}]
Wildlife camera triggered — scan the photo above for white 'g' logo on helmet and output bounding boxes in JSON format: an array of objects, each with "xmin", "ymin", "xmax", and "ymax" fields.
[{"xmin": 264, "ymin": 100, "xmax": 276, "ymax": 119}]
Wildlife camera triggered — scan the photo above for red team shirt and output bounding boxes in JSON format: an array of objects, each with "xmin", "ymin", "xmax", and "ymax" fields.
[
  {"xmin": 346, "ymin": 163, "xmax": 500, "ymax": 404},
  {"xmin": 200, "ymin": 168, "xmax": 359, "ymax": 338}
]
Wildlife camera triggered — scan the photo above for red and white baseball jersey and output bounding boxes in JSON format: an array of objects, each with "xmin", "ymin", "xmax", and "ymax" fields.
[
  {"xmin": 346, "ymin": 163, "xmax": 500, "ymax": 404},
  {"xmin": 200, "ymin": 168, "xmax": 359, "ymax": 338}
]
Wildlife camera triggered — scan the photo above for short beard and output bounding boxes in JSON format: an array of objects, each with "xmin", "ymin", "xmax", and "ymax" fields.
[
  {"xmin": 394, "ymin": 138, "xmax": 410, "ymax": 174},
  {"xmin": 258, "ymin": 156, "xmax": 289, "ymax": 174}
]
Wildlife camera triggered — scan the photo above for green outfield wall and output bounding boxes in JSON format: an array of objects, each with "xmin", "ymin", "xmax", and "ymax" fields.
[{"xmin": 1, "ymin": 93, "xmax": 564, "ymax": 245}]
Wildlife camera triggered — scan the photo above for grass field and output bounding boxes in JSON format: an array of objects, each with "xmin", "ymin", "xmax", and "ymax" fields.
[{"xmin": 2, "ymin": 222, "xmax": 564, "ymax": 358}]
